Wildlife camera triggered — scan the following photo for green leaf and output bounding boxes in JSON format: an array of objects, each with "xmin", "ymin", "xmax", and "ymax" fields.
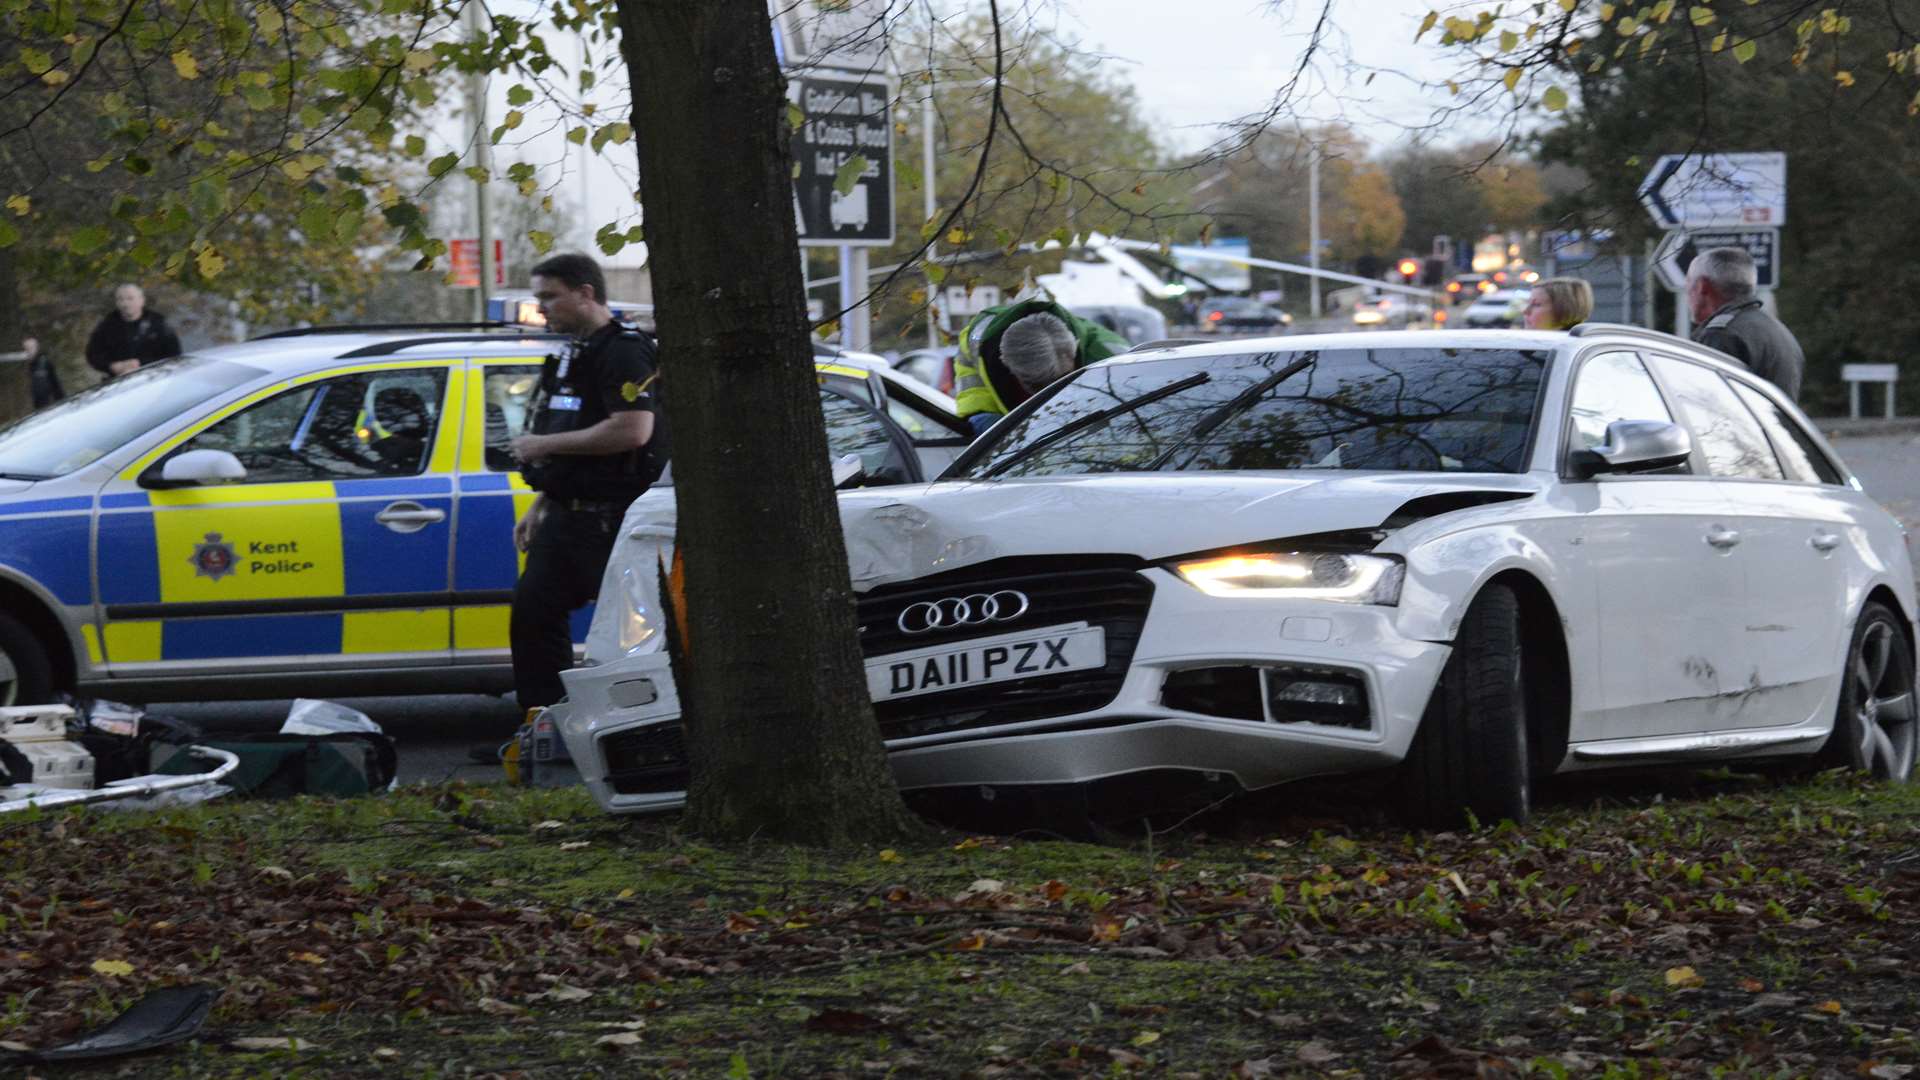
[
  {"xmin": 833, "ymin": 154, "xmax": 868, "ymax": 196},
  {"xmin": 1732, "ymin": 39, "xmax": 1757, "ymax": 63},
  {"xmin": 69, "ymin": 225, "xmax": 112, "ymax": 255},
  {"xmin": 1415, "ymin": 11, "xmax": 1437, "ymax": 41},
  {"xmin": 0, "ymin": 218, "xmax": 17, "ymax": 249},
  {"xmin": 427, "ymin": 153, "xmax": 459, "ymax": 178},
  {"xmin": 594, "ymin": 221, "xmax": 626, "ymax": 255},
  {"xmin": 528, "ymin": 229, "xmax": 554, "ymax": 254},
  {"xmin": 171, "ymin": 49, "xmax": 199, "ymax": 79},
  {"xmin": 1689, "ymin": 5, "xmax": 1715, "ymax": 26},
  {"xmin": 502, "ymin": 109, "xmax": 523, "ymax": 130},
  {"xmin": 462, "ymin": 165, "xmax": 491, "ymax": 183},
  {"xmin": 298, "ymin": 204, "xmax": 333, "ymax": 237},
  {"xmin": 565, "ymin": 126, "xmax": 587, "ymax": 145},
  {"xmin": 1542, "ymin": 85, "xmax": 1569, "ymax": 111},
  {"xmin": 403, "ymin": 135, "xmax": 427, "ymax": 157},
  {"xmin": 20, "ymin": 48, "xmax": 52, "ymax": 75},
  {"xmin": 1499, "ymin": 29, "xmax": 1518, "ymax": 51},
  {"xmin": 506, "ymin": 83, "xmax": 533, "ymax": 106},
  {"xmin": 334, "ymin": 210, "xmax": 365, "ymax": 243},
  {"xmin": 786, "ymin": 101, "xmax": 805, "ymax": 131}
]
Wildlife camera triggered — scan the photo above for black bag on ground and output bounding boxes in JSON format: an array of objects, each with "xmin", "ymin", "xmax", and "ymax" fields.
[{"xmin": 150, "ymin": 732, "xmax": 397, "ymax": 798}]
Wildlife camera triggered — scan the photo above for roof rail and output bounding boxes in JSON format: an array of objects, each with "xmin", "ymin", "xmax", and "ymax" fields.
[
  {"xmin": 1127, "ymin": 337, "xmax": 1211, "ymax": 352},
  {"xmin": 337, "ymin": 332, "xmax": 567, "ymax": 359},
  {"xmin": 1567, "ymin": 321, "xmax": 1688, "ymax": 343},
  {"xmin": 251, "ymin": 321, "xmax": 523, "ymax": 341}
]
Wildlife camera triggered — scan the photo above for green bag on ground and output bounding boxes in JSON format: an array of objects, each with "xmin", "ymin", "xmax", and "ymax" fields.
[{"xmin": 150, "ymin": 733, "xmax": 397, "ymax": 798}]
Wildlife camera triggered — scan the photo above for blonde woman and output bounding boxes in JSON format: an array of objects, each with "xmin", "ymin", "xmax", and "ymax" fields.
[{"xmin": 1521, "ymin": 277, "xmax": 1594, "ymax": 330}]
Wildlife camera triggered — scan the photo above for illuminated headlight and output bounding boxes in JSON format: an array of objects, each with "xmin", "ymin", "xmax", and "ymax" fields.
[
  {"xmin": 1171, "ymin": 552, "xmax": 1404, "ymax": 605},
  {"xmin": 613, "ymin": 565, "xmax": 657, "ymax": 655}
]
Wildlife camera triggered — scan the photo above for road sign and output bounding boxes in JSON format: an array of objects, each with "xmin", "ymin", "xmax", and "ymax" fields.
[
  {"xmin": 1652, "ymin": 227, "xmax": 1780, "ymax": 292},
  {"xmin": 1638, "ymin": 152, "xmax": 1787, "ymax": 230},
  {"xmin": 447, "ymin": 239, "xmax": 504, "ymax": 288},
  {"xmin": 789, "ymin": 71, "xmax": 894, "ymax": 247}
]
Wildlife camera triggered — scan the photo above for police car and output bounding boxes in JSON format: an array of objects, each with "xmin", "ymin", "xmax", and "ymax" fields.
[{"xmin": 0, "ymin": 321, "xmax": 967, "ymax": 706}]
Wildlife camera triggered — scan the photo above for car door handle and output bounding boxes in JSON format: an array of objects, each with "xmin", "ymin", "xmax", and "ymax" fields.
[
  {"xmin": 1705, "ymin": 527, "xmax": 1741, "ymax": 549},
  {"xmin": 375, "ymin": 501, "xmax": 446, "ymax": 533},
  {"xmin": 1810, "ymin": 531, "xmax": 1842, "ymax": 552}
]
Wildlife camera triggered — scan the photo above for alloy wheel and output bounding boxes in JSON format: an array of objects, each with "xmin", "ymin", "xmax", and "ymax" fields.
[{"xmin": 1853, "ymin": 620, "xmax": 1917, "ymax": 780}]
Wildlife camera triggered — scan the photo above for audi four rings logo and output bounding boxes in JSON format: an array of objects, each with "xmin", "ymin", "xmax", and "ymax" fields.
[{"xmin": 897, "ymin": 591, "xmax": 1031, "ymax": 634}]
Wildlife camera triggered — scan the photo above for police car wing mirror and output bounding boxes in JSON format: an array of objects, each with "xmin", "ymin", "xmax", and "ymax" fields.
[
  {"xmin": 148, "ymin": 448, "xmax": 248, "ymax": 488},
  {"xmin": 831, "ymin": 453, "xmax": 865, "ymax": 489},
  {"xmin": 1571, "ymin": 420, "xmax": 1692, "ymax": 479}
]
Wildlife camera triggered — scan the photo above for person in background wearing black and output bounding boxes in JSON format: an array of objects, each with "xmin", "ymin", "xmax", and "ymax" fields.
[
  {"xmin": 23, "ymin": 337, "xmax": 63, "ymax": 409},
  {"xmin": 471, "ymin": 253, "xmax": 666, "ymax": 763},
  {"xmin": 84, "ymin": 284, "xmax": 181, "ymax": 379}
]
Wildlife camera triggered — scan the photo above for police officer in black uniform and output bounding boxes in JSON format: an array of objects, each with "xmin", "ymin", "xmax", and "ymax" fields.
[{"xmin": 508, "ymin": 253, "xmax": 668, "ymax": 711}]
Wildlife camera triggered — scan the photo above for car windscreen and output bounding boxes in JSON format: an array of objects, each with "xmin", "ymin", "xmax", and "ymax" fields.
[
  {"xmin": 0, "ymin": 355, "xmax": 263, "ymax": 478},
  {"xmin": 951, "ymin": 347, "xmax": 1547, "ymax": 479}
]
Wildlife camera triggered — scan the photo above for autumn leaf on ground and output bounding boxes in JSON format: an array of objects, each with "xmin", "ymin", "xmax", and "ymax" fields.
[
  {"xmin": 596, "ymin": 1031, "xmax": 643, "ymax": 1049},
  {"xmin": 1665, "ymin": 965, "xmax": 1705, "ymax": 988},
  {"xmin": 1816, "ymin": 1000, "xmax": 1843, "ymax": 1014},
  {"xmin": 229, "ymin": 1037, "xmax": 318, "ymax": 1051},
  {"xmin": 725, "ymin": 913, "xmax": 759, "ymax": 934},
  {"xmin": 1739, "ymin": 978, "xmax": 1765, "ymax": 992},
  {"xmin": 878, "ymin": 849, "xmax": 900, "ymax": 863},
  {"xmin": 89, "ymin": 958, "xmax": 133, "ymax": 976},
  {"xmin": 1131, "ymin": 1030, "xmax": 1162, "ymax": 1047}
]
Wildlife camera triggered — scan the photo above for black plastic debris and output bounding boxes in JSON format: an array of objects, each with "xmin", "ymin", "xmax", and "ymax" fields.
[{"xmin": 2, "ymin": 984, "xmax": 220, "ymax": 1063}]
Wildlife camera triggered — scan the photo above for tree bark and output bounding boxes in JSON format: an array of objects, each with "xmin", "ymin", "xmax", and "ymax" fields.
[
  {"xmin": 614, "ymin": 0, "xmax": 921, "ymax": 844},
  {"xmin": 0, "ymin": 247, "xmax": 27, "ymax": 424}
]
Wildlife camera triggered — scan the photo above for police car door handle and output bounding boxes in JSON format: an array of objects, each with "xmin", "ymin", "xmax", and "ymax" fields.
[{"xmin": 375, "ymin": 501, "xmax": 446, "ymax": 533}]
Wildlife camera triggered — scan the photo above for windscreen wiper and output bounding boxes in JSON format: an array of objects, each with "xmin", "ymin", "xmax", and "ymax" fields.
[
  {"xmin": 1144, "ymin": 353, "xmax": 1318, "ymax": 471},
  {"xmin": 0, "ymin": 471, "xmax": 51, "ymax": 481},
  {"xmin": 980, "ymin": 372, "xmax": 1212, "ymax": 479}
]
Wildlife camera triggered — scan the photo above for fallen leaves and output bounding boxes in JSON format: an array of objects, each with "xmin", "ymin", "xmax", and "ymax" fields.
[
  {"xmin": 88, "ymin": 958, "xmax": 133, "ymax": 976},
  {"xmin": 1665, "ymin": 965, "xmax": 1706, "ymax": 988}
]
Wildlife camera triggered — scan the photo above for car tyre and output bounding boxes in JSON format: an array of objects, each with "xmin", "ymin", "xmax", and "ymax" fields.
[
  {"xmin": 1400, "ymin": 582, "xmax": 1531, "ymax": 828},
  {"xmin": 1815, "ymin": 602, "xmax": 1917, "ymax": 781},
  {"xmin": 0, "ymin": 610, "xmax": 54, "ymax": 707}
]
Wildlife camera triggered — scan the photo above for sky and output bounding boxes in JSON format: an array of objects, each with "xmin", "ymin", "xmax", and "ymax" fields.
[
  {"xmin": 437, "ymin": 0, "xmax": 1491, "ymax": 271},
  {"xmin": 1047, "ymin": 0, "xmax": 1483, "ymax": 154}
]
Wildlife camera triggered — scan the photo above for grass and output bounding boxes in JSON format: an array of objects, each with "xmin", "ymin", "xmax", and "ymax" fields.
[{"xmin": 4, "ymin": 767, "xmax": 1920, "ymax": 1076}]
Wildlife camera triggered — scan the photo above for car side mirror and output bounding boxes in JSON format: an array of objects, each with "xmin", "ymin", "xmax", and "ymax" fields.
[
  {"xmin": 145, "ymin": 448, "xmax": 247, "ymax": 488},
  {"xmin": 1572, "ymin": 420, "xmax": 1693, "ymax": 478}
]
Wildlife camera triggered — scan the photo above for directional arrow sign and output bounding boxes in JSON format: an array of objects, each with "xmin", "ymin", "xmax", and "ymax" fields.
[
  {"xmin": 1652, "ymin": 227, "xmax": 1781, "ymax": 292},
  {"xmin": 1653, "ymin": 230, "xmax": 1690, "ymax": 292},
  {"xmin": 1638, "ymin": 152, "xmax": 1787, "ymax": 230}
]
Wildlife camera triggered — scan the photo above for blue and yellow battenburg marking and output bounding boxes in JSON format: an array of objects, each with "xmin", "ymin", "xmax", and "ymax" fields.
[{"xmin": 0, "ymin": 357, "xmax": 597, "ymax": 671}]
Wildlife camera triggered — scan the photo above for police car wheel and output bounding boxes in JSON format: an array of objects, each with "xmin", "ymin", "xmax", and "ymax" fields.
[{"xmin": 0, "ymin": 611, "xmax": 53, "ymax": 707}]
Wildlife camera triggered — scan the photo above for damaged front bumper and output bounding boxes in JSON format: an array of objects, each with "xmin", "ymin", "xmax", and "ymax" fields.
[{"xmin": 554, "ymin": 570, "xmax": 1452, "ymax": 816}]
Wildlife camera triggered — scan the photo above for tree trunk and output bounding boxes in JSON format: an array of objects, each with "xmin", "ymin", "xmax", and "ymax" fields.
[
  {"xmin": 0, "ymin": 248, "xmax": 26, "ymax": 424},
  {"xmin": 614, "ymin": 0, "xmax": 920, "ymax": 844}
]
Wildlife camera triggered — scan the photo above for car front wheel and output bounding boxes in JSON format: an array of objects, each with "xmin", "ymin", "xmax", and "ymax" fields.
[
  {"xmin": 0, "ymin": 611, "xmax": 54, "ymax": 706},
  {"xmin": 1400, "ymin": 582, "xmax": 1532, "ymax": 828},
  {"xmin": 1817, "ymin": 602, "xmax": 1917, "ymax": 781}
]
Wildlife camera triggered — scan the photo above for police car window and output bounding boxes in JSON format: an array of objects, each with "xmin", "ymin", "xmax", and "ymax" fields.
[
  {"xmin": 1568, "ymin": 351, "xmax": 1676, "ymax": 452},
  {"xmin": 1650, "ymin": 357, "xmax": 1784, "ymax": 481},
  {"xmin": 175, "ymin": 370, "xmax": 447, "ymax": 483},
  {"xmin": 0, "ymin": 355, "xmax": 259, "ymax": 478},
  {"xmin": 1730, "ymin": 379, "xmax": 1842, "ymax": 484},
  {"xmin": 821, "ymin": 388, "xmax": 909, "ymax": 486},
  {"xmin": 483, "ymin": 367, "xmax": 542, "ymax": 471},
  {"xmin": 883, "ymin": 386, "xmax": 968, "ymax": 442}
]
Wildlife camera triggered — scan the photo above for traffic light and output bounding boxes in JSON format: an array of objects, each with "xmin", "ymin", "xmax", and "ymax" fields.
[
  {"xmin": 1422, "ymin": 258, "xmax": 1446, "ymax": 286},
  {"xmin": 1397, "ymin": 258, "xmax": 1420, "ymax": 280}
]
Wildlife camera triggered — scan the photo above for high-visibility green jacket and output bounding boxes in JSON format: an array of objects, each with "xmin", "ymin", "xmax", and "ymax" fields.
[{"xmin": 952, "ymin": 299, "xmax": 1132, "ymax": 421}]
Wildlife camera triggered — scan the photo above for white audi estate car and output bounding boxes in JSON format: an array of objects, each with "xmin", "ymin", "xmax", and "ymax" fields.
[{"xmin": 554, "ymin": 326, "xmax": 1917, "ymax": 826}]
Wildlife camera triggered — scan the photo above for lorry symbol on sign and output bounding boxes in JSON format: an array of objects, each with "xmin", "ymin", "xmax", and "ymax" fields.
[{"xmin": 830, "ymin": 183, "xmax": 870, "ymax": 231}]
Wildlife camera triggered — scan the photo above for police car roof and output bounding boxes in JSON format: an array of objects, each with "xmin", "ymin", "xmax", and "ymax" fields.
[{"xmin": 207, "ymin": 326, "xmax": 572, "ymax": 373}]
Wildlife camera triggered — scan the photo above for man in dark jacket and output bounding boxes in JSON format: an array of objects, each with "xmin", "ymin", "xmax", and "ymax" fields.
[
  {"xmin": 85, "ymin": 284, "xmax": 181, "ymax": 379},
  {"xmin": 23, "ymin": 337, "xmax": 63, "ymax": 409},
  {"xmin": 1687, "ymin": 247, "xmax": 1804, "ymax": 401}
]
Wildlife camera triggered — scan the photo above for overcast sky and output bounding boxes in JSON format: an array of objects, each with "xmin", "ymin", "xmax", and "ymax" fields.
[{"xmin": 1046, "ymin": 0, "xmax": 1484, "ymax": 153}]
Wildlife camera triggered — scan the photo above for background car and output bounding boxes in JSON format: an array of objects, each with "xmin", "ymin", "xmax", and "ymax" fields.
[
  {"xmin": 558, "ymin": 325, "xmax": 1917, "ymax": 829},
  {"xmin": 892, "ymin": 345, "xmax": 958, "ymax": 395},
  {"xmin": 0, "ymin": 324, "xmax": 967, "ymax": 707},
  {"xmin": 1351, "ymin": 293, "xmax": 1433, "ymax": 328},
  {"xmin": 1444, "ymin": 273, "xmax": 1491, "ymax": 303},
  {"xmin": 1463, "ymin": 288, "xmax": 1530, "ymax": 328},
  {"xmin": 1196, "ymin": 297, "xmax": 1292, "ymax": 335}
]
